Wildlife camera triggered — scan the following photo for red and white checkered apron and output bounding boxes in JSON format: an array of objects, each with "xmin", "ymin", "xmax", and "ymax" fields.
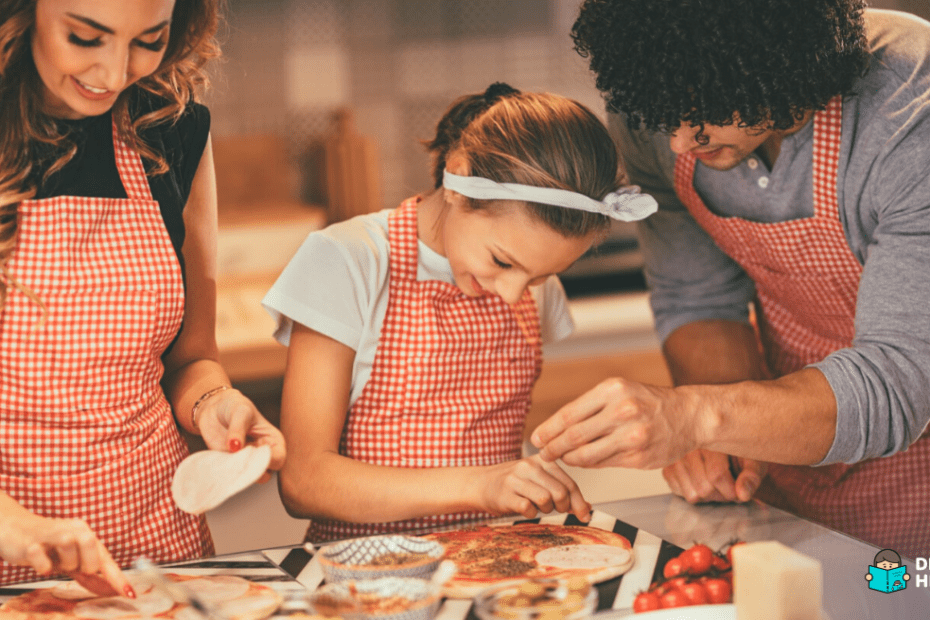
[
  {"xmin": 0, "ymin": 121, "xmax": 213, "ymax": 585},
  {"xmin": 674, "ymin": 96, "xmax": 930, "ymax": 557},
  {"xmin": 307, "ymin": 197, "xmax": 543, "ymax": 542}
]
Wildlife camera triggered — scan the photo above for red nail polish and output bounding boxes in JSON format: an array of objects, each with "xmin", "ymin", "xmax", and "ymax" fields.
[
  {"xmin": 229, "ymin": 439, "xmax": 242, "ymax": 452},
  {"xmin": 124, "ymin": 585, "xmax": 136, "ymax": 599}
]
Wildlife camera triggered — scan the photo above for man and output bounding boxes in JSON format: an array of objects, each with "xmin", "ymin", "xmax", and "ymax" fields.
[{"xmin": 531, "ymin": 0, "xmax": 930, "ymax": 558}]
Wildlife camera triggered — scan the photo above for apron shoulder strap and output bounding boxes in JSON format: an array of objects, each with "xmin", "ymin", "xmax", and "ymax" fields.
[
  {"xmin": 111, "ymin": 118, "xmax": 154, "ymax": 202},
  {"xmin": 386, "ymin": 198, "xmax": 420, "ymax": 281},
  {"xmin": 810, "ymin": 95, "xmax": 843, "ymax": 220}
]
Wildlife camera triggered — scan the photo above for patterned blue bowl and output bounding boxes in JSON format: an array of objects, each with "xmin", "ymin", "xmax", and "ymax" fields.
[{"xmin": 318, "ymin": 535, "xmax": 445, "ymax": 583}]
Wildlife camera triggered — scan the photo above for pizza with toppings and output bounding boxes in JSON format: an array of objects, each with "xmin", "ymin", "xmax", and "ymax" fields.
[
  {"xmin": 422, "ymin": 522, "xmax": 634, "ymax": 598},
  {"xmin": 0, "ymin": 574, "xmax": 282, "ymax": 620}
]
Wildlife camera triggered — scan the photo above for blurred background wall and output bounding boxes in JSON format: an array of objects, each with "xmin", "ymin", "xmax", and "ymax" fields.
[
  {"xmin": 206, "ymin": 0, "xmax": 604, "ymax": 210},
  {"xmin": 202, "ymin": 0, "xmax": 930, "ymax": 554},
  {"xmin": 205, "ymin": 0, "xmax": 927, "ymax": 211}
]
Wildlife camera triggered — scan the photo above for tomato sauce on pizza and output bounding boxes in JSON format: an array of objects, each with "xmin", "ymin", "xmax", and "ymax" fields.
[{"xmin": 422, "ymin": 522, "xmax": 634, "ymax": 598}]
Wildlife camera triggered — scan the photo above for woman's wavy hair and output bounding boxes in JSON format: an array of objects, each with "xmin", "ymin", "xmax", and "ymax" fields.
[
  {"xmin": 572, "ymin": 0, "xmax": 869, "ymax": 136},
  {"xmin": 0, "ymin": 0, "xmax": 224, "ymax": 309},
  {"xmin": 424, "ymin": 83, "xmax": 621, "ymax": 238}
]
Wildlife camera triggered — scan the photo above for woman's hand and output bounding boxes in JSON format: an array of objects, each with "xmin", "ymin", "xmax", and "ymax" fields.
[
  {"xmin": 477, "ymin": 455, "xmax": 591, "ymax": 521},
  {"xmin": 194, "ymin": 388, "xmax": 286, "ymax": 481},
  {"xmin": 0, "ymin": 508, "xmax": 131, "ymax": 597}
]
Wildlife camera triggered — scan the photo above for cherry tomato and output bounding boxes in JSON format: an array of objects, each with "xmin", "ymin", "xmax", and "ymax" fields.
[
  {"xmin": 659, "ymin": 588, "xmax": 690, "ymax": 609},
  {"xmin": 683, "ymin": 544, "xmax": 714, "ymax": 575},
  {"xmin": 665, "ymin": 576, "xmax": 689, "ymax": 592},
  {"xmin": 633, "ymin": 591, "xmax": 661, "ymax": 613},
  {"xmin": 711, "ymin": 553, "xmax": 731, "ymax": 572},
  {"xmin": 679, "ymin": 581, "xmax": 709, "ymax": 605},
  {"xmin": 663, "ymin": 556, "xmax": 686, "ymax": 579},
  {"xmin": 703, "ymin": 577, "xmax": 733, "ymax": 604}
]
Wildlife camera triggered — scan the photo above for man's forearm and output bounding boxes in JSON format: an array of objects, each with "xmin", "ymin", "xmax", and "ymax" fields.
[{"xmin": 665, "ymin": 320, "xmax": 837, "ymax": 464}]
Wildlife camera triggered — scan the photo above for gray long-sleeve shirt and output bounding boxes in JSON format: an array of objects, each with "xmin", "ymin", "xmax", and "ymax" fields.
[{"xmin": 610, "ymin": 9, "xmax": 930, "ymax": 466}]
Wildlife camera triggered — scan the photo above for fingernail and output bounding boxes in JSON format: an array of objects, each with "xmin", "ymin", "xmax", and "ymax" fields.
[
  {"xmin": 229, "ymin": 439, "xmax": 242, "ymax": 452},
  {"xmin": 124, "ymin": 586, "xmax": 136, "ymax": 599}
]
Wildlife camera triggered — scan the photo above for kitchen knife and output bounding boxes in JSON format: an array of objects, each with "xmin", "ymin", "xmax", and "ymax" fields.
[{"xmin": 132, "ymin": 557, "xmax": 227, "ymax": 620}]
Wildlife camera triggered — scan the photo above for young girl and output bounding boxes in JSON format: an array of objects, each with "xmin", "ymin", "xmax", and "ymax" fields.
[{"xmin": 262, "ymin": 83, "xmax": 656, "ymax": 541}]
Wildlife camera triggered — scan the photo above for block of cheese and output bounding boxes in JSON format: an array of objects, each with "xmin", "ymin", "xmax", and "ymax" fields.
[{"xmin": 732, "ymin": 541, "xmax": 823, "ymax": 620}]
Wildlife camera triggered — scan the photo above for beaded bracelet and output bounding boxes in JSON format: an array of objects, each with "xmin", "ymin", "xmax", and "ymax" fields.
[{"xmin": 191, "ymin": 385, "xmax": 230, "ymax": 432}]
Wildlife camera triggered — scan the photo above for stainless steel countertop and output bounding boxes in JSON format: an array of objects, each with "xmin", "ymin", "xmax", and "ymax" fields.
[
  {"xmin": 597, "ymin": 494, "xmax": 930, "ymax": 619},
  {"xmin": 4, "ymin": 495, "xmax": 927, "ymax": 619}
]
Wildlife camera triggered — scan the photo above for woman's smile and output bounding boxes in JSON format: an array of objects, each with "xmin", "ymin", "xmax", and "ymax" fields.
[{"xmin": 71, "ymin": 76, "xmax": 114, "ymax": 100}]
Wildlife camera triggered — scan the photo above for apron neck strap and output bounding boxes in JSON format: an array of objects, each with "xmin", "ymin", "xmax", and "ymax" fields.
[{"xmin": 111, "ymin": 118, "xmax": 154, "ymax": 202}]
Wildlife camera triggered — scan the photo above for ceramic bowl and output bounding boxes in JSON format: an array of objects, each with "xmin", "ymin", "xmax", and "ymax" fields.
[
  {"xmin": 307, "ymin": 577, "xmax": 441, "ymax": 620},
  {"xmin": 317, "ymin": 535, "xmax": 445, "ymax": 583},
  {"xmin": 472, "ymin": 577, "xmax": 598, "ymax": 620}
]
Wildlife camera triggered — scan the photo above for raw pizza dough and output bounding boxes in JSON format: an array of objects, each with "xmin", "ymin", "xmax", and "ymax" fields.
[
  {"xmin": 172, "ymin": 444, "xmax": 272, "ymax": 514},
  {"xmin": 0, "ymin": 574, "xmax": 282, "ymax": 620},
  {"xmin": 535, "ymin": 543, "xmax": 633, "ymax": 570}
]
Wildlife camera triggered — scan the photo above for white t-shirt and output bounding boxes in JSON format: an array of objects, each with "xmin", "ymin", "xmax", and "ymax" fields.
[{"xmin": 263, "ymin": 208, "xmax": 575, "ymax": 407}]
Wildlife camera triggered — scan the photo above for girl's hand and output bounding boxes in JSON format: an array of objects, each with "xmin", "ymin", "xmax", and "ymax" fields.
[
  {"xmin": 0, "ymin": 511, "xmax": 132, "ymax": 597},
  {"xmin": 478, "ymin": 455, "xmax": 591, "ymax": 521},
  {"xmin": 195, "ymin": 388, "xmax": 287, "ymax": 482}
]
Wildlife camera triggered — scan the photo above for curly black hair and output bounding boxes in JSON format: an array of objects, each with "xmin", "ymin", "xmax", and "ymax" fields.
[{"xmin": 572, "ymin": 0, "xmax": 870, "ymax": 133}]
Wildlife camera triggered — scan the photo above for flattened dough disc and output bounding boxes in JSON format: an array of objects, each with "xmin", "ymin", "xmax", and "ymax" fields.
[{"xmin": 172, "ymin": 445, "xmax": 272, "ymax": 514}]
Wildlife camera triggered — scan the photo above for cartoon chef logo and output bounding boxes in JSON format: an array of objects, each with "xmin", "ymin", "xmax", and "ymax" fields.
[{"xmin": 866, "ymin": 549, "xmax": 909, "ymax": 593}]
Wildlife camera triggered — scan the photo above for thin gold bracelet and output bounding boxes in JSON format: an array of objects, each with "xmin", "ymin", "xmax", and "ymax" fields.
[{"xmin": 191, "ymin": 385, "xmax": 230, "ymax": 432}]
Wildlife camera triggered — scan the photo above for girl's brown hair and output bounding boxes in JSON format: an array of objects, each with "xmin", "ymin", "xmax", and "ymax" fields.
[
  {"xmin": 0, "ymin": 0, "xmax": 224, "ymax": 308},
  {"xmin": 425, "ymin": 83, "xmax": 622, "ymax": 238}
]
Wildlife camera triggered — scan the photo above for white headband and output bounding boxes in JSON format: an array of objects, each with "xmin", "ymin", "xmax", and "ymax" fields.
[{"xmin": 442, "ymin": 170, "xmax": 658, "ymax": 222}]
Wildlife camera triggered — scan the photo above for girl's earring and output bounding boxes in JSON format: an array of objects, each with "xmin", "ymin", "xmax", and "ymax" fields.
[{"xmin": 442, "ymin": 188, "xmax": 458, "ymax": 211}]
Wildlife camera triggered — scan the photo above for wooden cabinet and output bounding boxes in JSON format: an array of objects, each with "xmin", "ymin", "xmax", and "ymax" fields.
[{"xmin": 212, "ymin": 134, "xmax": 327, "ymax": 383}]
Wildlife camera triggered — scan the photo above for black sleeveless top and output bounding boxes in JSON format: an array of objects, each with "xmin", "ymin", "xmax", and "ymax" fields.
[{"xmin": 32, "ymin": 89, "xmax": 212, "ymax": 280}]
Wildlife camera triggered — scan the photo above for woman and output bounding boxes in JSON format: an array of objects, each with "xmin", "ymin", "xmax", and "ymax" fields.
[{"xmin": 0, "ymin": 0, "xmax": 286, "ymax": 595}]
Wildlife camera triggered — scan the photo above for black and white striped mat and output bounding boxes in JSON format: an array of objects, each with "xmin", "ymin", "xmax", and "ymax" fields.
[{"xmin": 0, "ymin": 511, "xmax": 681, "ymax": 618}]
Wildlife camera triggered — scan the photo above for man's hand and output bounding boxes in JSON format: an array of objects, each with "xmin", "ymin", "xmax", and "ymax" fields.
[
  {"xmin": 663, "ymin": 450, "xmax": 767, "ymax": 503},
  {"xmin": 530, "ymin": 377, "xmax": 701, "ymax": 470}
]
